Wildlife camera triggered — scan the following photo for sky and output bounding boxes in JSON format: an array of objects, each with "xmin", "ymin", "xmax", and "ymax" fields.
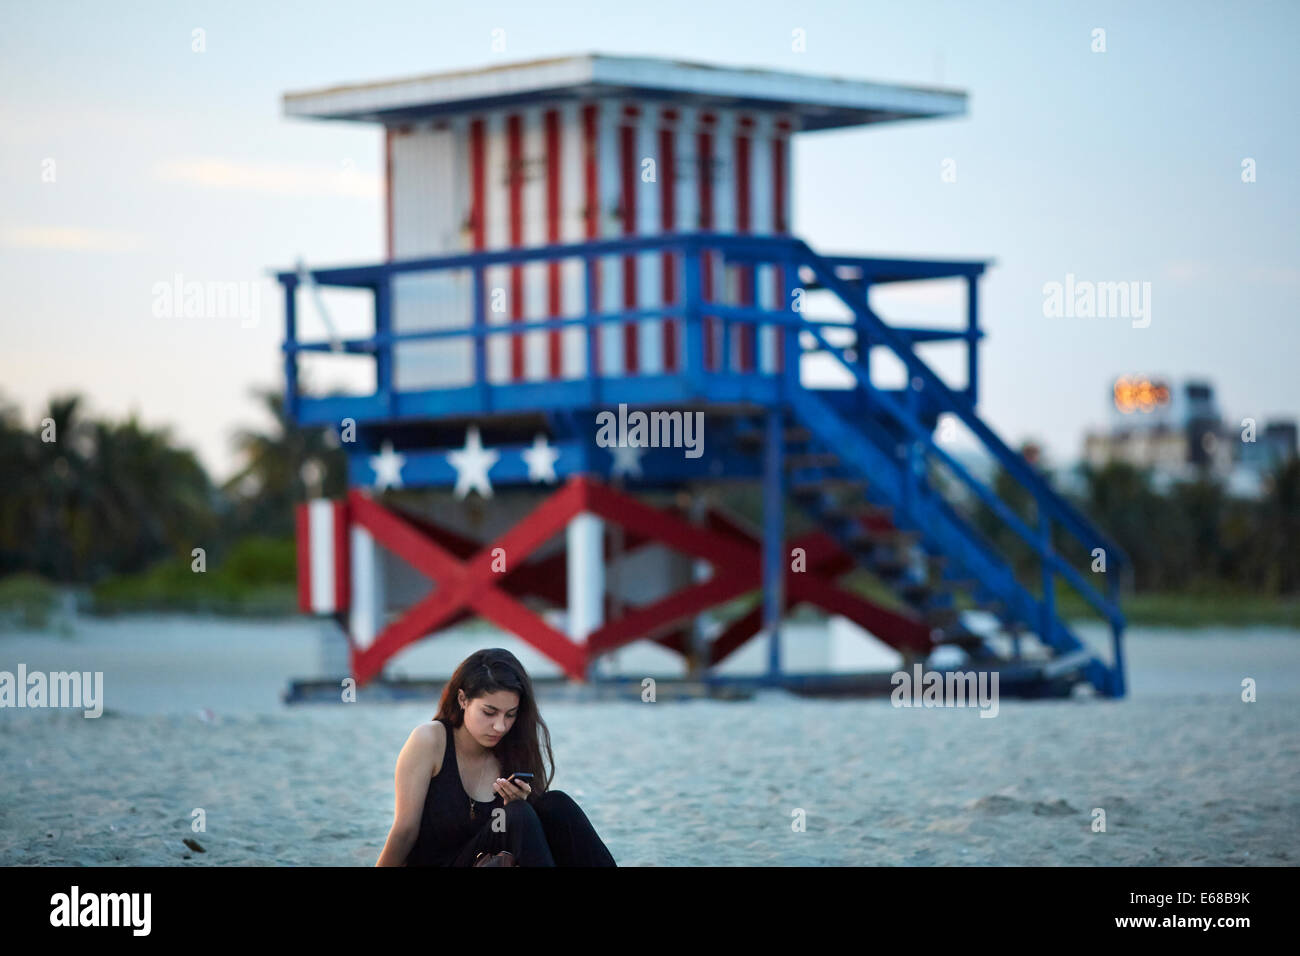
[{"xmin": 1, "ymin": 0, "xmax": 1296, "ymax": 482}]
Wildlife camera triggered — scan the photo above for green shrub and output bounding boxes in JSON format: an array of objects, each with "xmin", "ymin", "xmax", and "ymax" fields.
[
  {"xmin": 90, "ymin": 537, "xmax": 297, "ymax": 615},
  {"xmin": 0, "ymin": 573, "xmax": 59, "ymax": 629}
]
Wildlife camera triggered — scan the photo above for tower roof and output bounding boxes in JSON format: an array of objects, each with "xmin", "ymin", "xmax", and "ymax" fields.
[{"xmin": 283, "ymin": 53, "xmax": 967, "ymax": 131}]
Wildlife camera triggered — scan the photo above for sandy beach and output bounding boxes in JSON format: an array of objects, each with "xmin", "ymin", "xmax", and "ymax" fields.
[{"xmin": 1, "ymin": 617, "xmax": 1297, "ymax": 866}]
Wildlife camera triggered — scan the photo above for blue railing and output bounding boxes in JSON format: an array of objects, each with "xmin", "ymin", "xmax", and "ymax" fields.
[{"xmin": 277, "ymin": 232, "xmax": 982, "ymax": 413}]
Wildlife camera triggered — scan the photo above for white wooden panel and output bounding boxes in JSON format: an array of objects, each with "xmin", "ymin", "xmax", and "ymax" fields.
[
  {"xmin": 308, "ymin": 499, "xmax": 335, "ymax": 614},
  {"xmin": 636, "ymin": 104, "xmax": 663, "ymax": 374},
  {"xmin": 560, "ymin": 101, "xmax": 587, "ymax": 379},
  {"xmin": 349, "ymin": 524, "xmax": 384, "ymax": 651},
  {"xmin": 750, "ymin": 114, "xmax": 777, "ymax": 374},
  {"xmin": 597, "ymin": 99, "xmax": 624, "ymax": 377},
  {"xmin": 484, "ymin": 111, "xmax": 511, "ymax": 383},
  {"xmin": 390, "ymin": 122, "xmax": 473, "ymax": 390},
  {"xmin": 522, "ymin": 106, "xmax": 549, "ymax": 381}
]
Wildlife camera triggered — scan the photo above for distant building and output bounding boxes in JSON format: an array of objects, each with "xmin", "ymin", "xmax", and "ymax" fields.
[
  {"xmin": 1239, "ymin": 421, "xmax": 1298, "ymax": 472},
  {"xmin": 1081, "ymin": 376, "xmax": 1295, "ymax": 495}
]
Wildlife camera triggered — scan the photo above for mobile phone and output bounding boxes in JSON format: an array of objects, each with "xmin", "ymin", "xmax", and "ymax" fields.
[{"xmin": 507, "ymin": 772, "xmax": 534, "ymax": 782}]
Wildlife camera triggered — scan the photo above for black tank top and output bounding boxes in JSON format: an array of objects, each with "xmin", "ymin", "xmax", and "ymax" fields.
[{"xmin": 405, "ymin": 718, "xmax": 503, "ymax": 866}]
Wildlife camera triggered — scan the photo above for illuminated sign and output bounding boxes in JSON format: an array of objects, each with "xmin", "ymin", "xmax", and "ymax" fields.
[{"xmin": 1113, "ymin": 376, "xmax": 1171, "ymax": 414}]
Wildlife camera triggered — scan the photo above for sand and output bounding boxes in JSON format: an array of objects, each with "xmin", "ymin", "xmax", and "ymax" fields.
[{"xmin": 1, "ymin": 617, "xmax": 1297, "ymax": 866}]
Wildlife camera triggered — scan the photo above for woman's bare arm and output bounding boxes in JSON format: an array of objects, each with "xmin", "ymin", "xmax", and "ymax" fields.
[{"xmin": 374, "ymin": 723, "xmax": 440, "ymax": 866}]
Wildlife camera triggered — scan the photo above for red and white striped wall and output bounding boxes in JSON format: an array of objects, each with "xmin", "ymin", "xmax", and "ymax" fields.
[
  {"xmin": 386, "ymin": 100, "xmax": 795, "ymax": 390},
  {"xmin": 295, "ymin": 498, "xmax": 385, "ymax": 653},
  {"xmin": 296, "ymin": 499, "xmax": 350, "ymax": 615}
]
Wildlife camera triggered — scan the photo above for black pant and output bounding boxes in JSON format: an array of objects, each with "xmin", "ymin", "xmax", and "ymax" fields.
[{"xmin": 450, "ymin": 790, "xmax": 616, "ymax": 867}]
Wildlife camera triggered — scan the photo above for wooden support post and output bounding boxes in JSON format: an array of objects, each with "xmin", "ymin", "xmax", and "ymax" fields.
[
  {"xmin": 1039, "ymin": 508, "xmax": 1055, "ymax": 647},
  {"xmin": 719, "ymin": 252, "xmax": 732, "ymax": 375},
  {"xmin": 472, "ymin": 264, "xmax": 488, "ymax": 411},
  {"xmin": 683, "ymin": 246, "xmax": 705, "ymax": 394},
  {"xmin": 744, "ymin": 257, "xmax": 759, "ymax": 374},
  {"xmin": 782, "ymin": 256, "xmax": 800, "ymax": 395},
  {"xmin": 283, "ymin": 278, "xmax": 299, "ymax": 421},
  {"xmin": 374, "ymin": 277, "xmax": 393, "ymax": 413},
  {"xmin": 349, "ymin": 522, "xmax": 385, "ymax": 655},
  {"xmin": 567, "ymin": 512, "xmax": 604, "ymax": 681},
  {"xmin": 763, "ymin": 407, "xmax": 784, "ymax": 684},
  {"xmin": 584, "ymin": 256, "xmax": 600, "ymax": 405},
  {"xmin": 687, "ymin": 489, "xmax": 710, "ymax": 680}
]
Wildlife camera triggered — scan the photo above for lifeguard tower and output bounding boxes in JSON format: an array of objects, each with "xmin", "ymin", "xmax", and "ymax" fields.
[{"xmin": 279, "ymin": 54, "xmax": 1127, "ymax": 697}]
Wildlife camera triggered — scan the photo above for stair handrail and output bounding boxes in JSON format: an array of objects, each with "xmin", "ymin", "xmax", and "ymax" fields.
[
  {"xmin": 788, "ymin": 386, "xmax": 1081, "ymax": 652},
  {"xmin": 789, "ymin": 239, "xmax": 1127, "ymax": 627},
  {"xmin": 793, "ymin": 317, "xmax": 1119, "ymax": 628}
]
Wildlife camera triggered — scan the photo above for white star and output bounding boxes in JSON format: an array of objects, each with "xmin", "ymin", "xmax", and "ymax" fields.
[
  {"xmin": 522, "ymin": 434, "xmax": 560, "ymax": 484},
  {"xmin": 448, "ymin": 425, "xmax": 499, "ymax": 499},
  {"xmin": 610, "ymin": 441, "xmax": 644, "ymax": 479},
  {"xmin": 369, "ymin": 441, "xmax": 406, "ymax": 490}
]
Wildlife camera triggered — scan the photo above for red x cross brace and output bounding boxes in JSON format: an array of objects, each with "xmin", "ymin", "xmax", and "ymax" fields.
[{"xmin": 345, "ymin": 476, "xmax": 931, "ymax": 685}]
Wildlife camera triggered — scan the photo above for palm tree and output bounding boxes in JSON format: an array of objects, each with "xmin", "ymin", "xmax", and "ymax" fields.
[
  {"xmin": 224, "ymin": 386, "xmax": 347, "ymax": 537},
  {"xmin": 0, "ymin": 393, "xmax": 217, "ymax": 582},
  {"xmin": 82, "ymin": 416, "xmax": 216, "ymax": 578},
  {"xmin": 22, "ymin": 395, "xmax": 98, "ymax": 580},
  {"xmin": 0, "ymin": 394, "xmax": 38, "ymax": 576}
]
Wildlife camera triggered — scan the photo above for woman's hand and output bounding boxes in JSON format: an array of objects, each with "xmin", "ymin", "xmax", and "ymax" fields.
[{"xmin": 493, "ymin": 775, "xmax": 532, "ymax": 805}]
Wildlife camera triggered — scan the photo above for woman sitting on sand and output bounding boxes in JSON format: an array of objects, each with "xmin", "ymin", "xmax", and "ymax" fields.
[{"xmin": 375, "ymin": 648, "xmax": 616, "ymax": 867}]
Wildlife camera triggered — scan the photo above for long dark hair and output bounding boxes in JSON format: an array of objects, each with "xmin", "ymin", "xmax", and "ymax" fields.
[{"xmin": 435, "ymin": 648, "xmax": 554, "ymax": 794}]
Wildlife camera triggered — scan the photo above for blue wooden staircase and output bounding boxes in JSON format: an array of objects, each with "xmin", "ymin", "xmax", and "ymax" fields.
[{"xmin": 741, "ymin": 238, "xmax": 1129, "ymax": 697}]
